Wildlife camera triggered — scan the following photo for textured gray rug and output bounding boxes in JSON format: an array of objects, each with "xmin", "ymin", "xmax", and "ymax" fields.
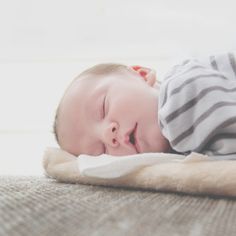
[{"xmin": 0, "ymin": 176, "xmax": 236, "ymax": 236}]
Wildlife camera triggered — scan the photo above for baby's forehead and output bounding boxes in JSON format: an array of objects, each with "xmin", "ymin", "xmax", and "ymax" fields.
[
  {"xmin": 66, "ymin": 70, "xmax": 132, "ymax": 103},
  {"xmin": 70, "ymin": 72, "xmax": 116, "ymax": 90},
  {"xmin": 69, "ymin": 74, "xmax": 99, "ymax": 94},
  {"xmin": 72, "ymin": 73, "xmax": 106, "ymax": 87},
  {"xmin": 64, "ymin": 74, "xmax": 107, "ymax": 103}
]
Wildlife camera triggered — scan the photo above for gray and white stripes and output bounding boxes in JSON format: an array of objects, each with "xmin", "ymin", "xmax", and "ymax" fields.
[{"xmin": 158, "ymin": 52, "xmax": 236, "ymax": 158}]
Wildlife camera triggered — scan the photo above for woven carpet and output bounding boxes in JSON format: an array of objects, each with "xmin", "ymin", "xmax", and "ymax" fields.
[{"xmin": 0, "ymin": 176, "xmax": 236, "ymax": 236}]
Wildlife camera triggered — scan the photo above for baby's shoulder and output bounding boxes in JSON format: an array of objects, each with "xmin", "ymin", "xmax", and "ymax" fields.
[
  {"xmin": 162, "ymin": 52, "xmax": 236, "ymax": 84},
  {"xmin": 158, "ymin": 55, "xmax": 235, "ymax": 111},
  {"xmin": 162, "ymin": 58, "xmax": 209, "ymax": 82}
]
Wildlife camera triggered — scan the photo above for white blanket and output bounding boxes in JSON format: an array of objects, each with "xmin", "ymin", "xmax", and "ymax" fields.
[
  {"xmin": 43, "ymin": 147, "xmax": 236, "ymax": 198},
  {"xmin": 78, "ymin": 151, "xmax": 210, "ymax": 178}
]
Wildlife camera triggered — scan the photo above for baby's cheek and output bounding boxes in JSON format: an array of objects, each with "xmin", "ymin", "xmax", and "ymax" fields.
[{"xmin": 113, "ymin": 96, "xmax": 136, "ymax": 113}]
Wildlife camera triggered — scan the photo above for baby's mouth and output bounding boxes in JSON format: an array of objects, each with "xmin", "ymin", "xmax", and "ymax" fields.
[
  {"xmin": 129, "ymin": 123, "xmax": 140, "ymax": 153},
  {"xmin": 129, "ymin": 128, "xmax": 136, "ymax": 145}
]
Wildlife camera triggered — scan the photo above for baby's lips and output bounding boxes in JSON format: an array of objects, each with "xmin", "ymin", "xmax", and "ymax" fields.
[{"xmin": 124, "ymin": 128, "xmax": 132, "ymax": 145}]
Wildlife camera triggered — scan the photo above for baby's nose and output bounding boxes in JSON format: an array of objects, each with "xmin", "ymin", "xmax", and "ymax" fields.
[{"xmin": 105, "ymin": 122, "xmax": 120, "ymax": 147}]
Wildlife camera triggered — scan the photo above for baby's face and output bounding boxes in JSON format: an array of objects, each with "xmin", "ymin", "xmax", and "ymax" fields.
[{"xmin": 58, "ymin": 66, "xmax": 170, "ymax": 156}]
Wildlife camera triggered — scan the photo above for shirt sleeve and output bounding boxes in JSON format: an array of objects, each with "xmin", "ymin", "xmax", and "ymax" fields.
[{"xmin": 158, "ymin": 52, "xmax": 236, "ymax": 157}]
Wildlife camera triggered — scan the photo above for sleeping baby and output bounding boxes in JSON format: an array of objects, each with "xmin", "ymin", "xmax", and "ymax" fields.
[{"xmin": 53, "ymin": 52, "xmax": 236, "ymax": 159}]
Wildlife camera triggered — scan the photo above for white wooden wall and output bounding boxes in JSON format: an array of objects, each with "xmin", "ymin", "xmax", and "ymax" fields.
[
  {"xmin": 0, "ymin": 0, "xmax": 235, "ymax": 62},
  {"xmin": 0, "ymin": 0, "xmax": 235, "ymax": 131},
  {"xmin": 0, "ymin": 0, "xmax": 235, "ymax": 174}
]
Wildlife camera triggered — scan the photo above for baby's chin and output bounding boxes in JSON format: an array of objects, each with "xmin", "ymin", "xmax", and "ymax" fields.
[
  {"xmin": 148, "ymin": 136, "xmax": 171, "ymax": 153},
  {"xmin": 156, "ymin": 139, "xmax": 171, "ymax": 153}
]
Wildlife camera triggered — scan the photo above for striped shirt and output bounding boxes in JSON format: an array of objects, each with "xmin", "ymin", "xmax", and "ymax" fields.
[{"xmin": 158, "ymin": 52, "xmax": 236, "ymax": 159}]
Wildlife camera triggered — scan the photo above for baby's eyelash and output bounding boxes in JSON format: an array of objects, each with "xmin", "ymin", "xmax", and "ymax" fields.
[{"xmin": 102, "ymin": 96, "xmax": 106, "ymax": 118}]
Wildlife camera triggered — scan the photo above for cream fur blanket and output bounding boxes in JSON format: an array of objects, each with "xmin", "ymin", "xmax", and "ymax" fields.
[{"xmin": 43, "ymin": 147, "xmax": 236, "ymax": 198}]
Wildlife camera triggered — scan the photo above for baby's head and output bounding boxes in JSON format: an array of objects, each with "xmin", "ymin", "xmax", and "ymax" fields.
[{"xmin": 54, "ymin": 63, "xmax": 170, "ymax": 156}]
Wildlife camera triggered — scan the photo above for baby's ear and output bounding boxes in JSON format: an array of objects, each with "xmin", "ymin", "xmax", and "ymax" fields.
[{"xmin": 130, "ymin": 65, "xmax": 156, "ymax": 87}]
